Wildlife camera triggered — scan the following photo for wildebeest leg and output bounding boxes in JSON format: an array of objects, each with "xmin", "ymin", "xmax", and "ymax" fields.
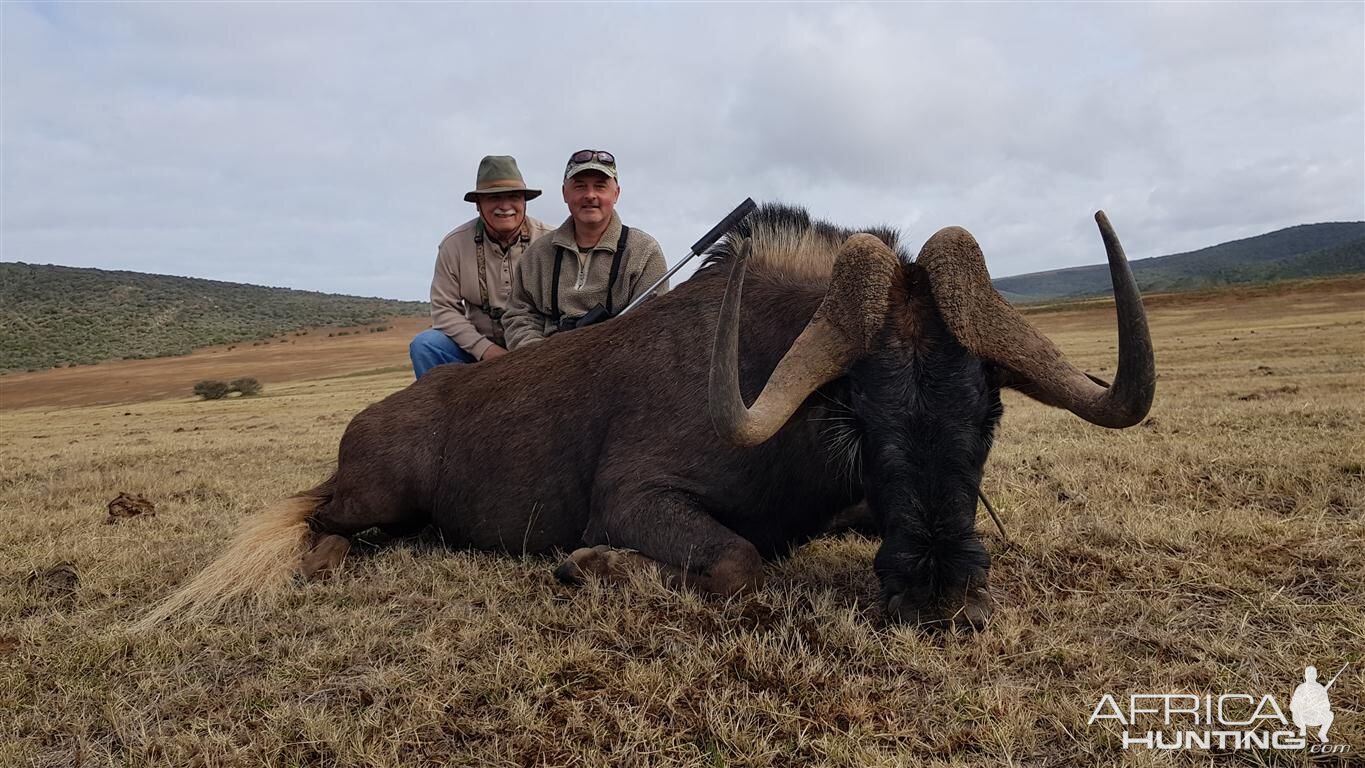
[
  {"xmin": 554, "ymin": 545, "xmax": 689, "ymax": 588},
  {"xmin": 822, "ymin": 500, "xmax": 879, "ymax": 537},
  {"xmin": 298, "ymin": 486, "xmax": 425, "ymax": 581},
  {"xmin": 298, "ymin": 534, "xmax": 351, "ymax": 580},
  {"xmin": 561, "ymin": 493, "xmax": 764, "ymax": 597}
]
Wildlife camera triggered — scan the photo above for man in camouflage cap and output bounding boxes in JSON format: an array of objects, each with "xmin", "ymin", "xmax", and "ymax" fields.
[
  {"xmin": 502, "ymin": 149, "xmax": 668, "ymax": 350},
  {"xmin": 409, "ymin": 155, "xmax": 553, "ymax": 377}
]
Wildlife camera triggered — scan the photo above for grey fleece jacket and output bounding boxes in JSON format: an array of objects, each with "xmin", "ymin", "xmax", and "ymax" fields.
[{"xmin": 502, "ymin": 212, "xmax": 668, "ymax": 350}]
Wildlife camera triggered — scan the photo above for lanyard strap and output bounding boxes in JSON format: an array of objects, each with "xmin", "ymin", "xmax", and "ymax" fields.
[
  {"xmin": 474, "ymin": 220, "xmax": 531, "ymax": 316},
  {"xmin": 551, "ymin": 245, "xmax": 564, "ymax": 322},
  {"xmin": 604, "ymin": 225, "xmax": 628, "ymax": 315}
]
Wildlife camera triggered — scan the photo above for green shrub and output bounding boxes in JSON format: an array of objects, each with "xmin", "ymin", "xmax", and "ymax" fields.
[
  {"xmin": 193, "ymin": 380, "xmax": 230, "ymax": 400},
  {"xmin": 229, "ymin": 377, "xmax": 262, "ymax": 396}
]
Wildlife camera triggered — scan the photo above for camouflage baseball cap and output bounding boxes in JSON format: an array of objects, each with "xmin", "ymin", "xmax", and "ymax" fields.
[
  {"xmin": 464, "ymin": 155, "xmax": 542, "ymax": 202},
  {"xmin": 563, "ymin": 149, "xmax": 618, "ymax": 182}
]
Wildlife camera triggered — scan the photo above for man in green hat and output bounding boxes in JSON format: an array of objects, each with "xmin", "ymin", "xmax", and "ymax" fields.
[
  {"xmin": 410, "ymin": 155, "xmax": 554, "ymax": 376},
  {"xmin": 502, "ymin": 149, "xmax": 668, "ymax": 350}
]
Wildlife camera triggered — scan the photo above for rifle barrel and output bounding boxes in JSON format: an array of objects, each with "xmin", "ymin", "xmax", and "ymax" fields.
[
  {"xmin": 620, "ymin": 198, "xmax": 757, "ymax": 316},
  {"xmin": 1324, "ymin": 663, "xmax": 1349, "ymax": 690}
]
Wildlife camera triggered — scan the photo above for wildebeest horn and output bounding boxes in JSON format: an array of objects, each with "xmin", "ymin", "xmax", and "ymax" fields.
[
  {"xmin": 917, "ymin": 211, "xmax": 1155, "ymax": 428},
  {"xmin": 710, "ymin": 234, "xmax": 900, "ymax": 447}
]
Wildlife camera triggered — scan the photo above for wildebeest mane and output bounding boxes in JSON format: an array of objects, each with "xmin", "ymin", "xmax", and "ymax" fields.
[{"xmin": 699, "ymin": 203, "xmax": 907, "ymax": 285}]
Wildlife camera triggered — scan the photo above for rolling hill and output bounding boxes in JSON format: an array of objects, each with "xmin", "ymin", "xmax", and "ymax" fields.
[
  {"xmin": 0, "ymin": 263, "xmax": 427, "ymax": 372},
  {"xmin": 993, "ymin": 221, "xmax": 1365, "ymax": 303},
  {"xmin": 6, "ymin": 219, "xmax": 1363, "ymax": 372}
]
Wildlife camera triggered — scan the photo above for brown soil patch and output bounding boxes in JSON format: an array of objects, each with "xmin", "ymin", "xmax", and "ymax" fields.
[{"xmin": 0, "ymin": 316, "xmax": 430, "ymax": 410}]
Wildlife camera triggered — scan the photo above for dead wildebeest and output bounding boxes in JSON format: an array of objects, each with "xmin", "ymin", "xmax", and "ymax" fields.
[{"xmin": 139, "ymin": 204, "xmax": 1153, "ymax": 630}]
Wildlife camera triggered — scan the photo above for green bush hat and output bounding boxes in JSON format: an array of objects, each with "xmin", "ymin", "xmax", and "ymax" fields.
[{"xmin": 464, "ymin": 155, "xmax": 542, "ymax": 202}]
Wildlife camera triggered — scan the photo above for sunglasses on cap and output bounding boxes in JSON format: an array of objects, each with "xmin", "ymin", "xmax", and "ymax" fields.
[{"xmin": 568, "ymin": 150, "xmax": 616, "ymax": 166}]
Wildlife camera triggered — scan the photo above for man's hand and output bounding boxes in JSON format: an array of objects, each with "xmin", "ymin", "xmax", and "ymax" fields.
[{"xmin": 480, "ymin": 345, "xmax": 508, "ymax": 361}]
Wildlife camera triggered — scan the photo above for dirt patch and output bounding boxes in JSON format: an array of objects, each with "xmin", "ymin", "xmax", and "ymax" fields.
[
  {"xmin": 25, "ymin": 562, "xmax": 79, "ymax": 599},
  {"xmin": 1237, "ymin": 384, "xmax": 1301, "ymax": 401},
  {"xmin": 0, "ymin": 316, "xmax": 429, "ymax": 410},
  {"xmin": 106, "ymin": 492, "xmax": 156, "ymax": 523}
]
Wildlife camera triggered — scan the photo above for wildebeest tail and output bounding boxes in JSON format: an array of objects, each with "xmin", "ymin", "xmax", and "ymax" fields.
[{"xmin": 132, "ymin": 477, "xmax": 335, "ymax": 630}]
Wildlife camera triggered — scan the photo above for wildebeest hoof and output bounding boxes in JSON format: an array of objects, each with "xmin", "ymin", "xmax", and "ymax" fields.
[
  {"xmin": 952, "ymin": 582, "xmax": 993, "ymax": 631},
  {"xmin": 554, "ymin": 545, "xmax": 613, "ymax": 584},
  {"xmin": 884, "ymin": 572, "xmax": 992, "ymax": 631},
  {"xmin": 298, "ymin": 534, "xmax": 351, "ymax": 581},
  {"xmin": 701, "ymin": 543, "xmax": 765, "ymax": 597}
]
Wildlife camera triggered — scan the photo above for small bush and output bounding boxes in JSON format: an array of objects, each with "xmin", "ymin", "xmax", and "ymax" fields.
[
  {"xmin": 193, "ymin": 380, "xmax": 230, "ymax": 400},
  {"xmin": 229, "ymin": 377, "xmax": 262, "ymax": 396},
  {"xmin": 336, "ymin": 331, "xmax": 350, "ymax": 337}
]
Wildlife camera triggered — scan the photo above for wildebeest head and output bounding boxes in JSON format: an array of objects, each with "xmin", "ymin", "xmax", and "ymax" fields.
[{"xmin": 707, "ymin": 206, "xmax": 1155, "ymax": 625}]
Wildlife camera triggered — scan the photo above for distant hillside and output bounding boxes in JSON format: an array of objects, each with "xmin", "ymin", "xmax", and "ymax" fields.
[
  {"xmin": 0, "ymin": 263, "xmax": 427, "ymax": 372},
  {"xmin": 993, "ymin": 222, "xmax": 1365, "ymax": 303}
]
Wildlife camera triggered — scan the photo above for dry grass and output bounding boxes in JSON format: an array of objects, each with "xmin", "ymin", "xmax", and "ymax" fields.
[{"xmin": 1, "ymin": 279, "xmax": 1362, "ymax": 766}]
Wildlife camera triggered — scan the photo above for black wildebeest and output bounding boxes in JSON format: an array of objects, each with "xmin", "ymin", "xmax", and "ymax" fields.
[{"xmin": 140, "ymin": 204, "xmax": 1153, "ymax": 630}]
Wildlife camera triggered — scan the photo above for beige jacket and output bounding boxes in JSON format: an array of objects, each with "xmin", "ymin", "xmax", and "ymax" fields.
[
  {"xmin": 430, "ymin": 215, "xmax": 553, "ymax": 359},
  {"xmin": 503, "ymin": 212, "xmax": 668, "ymax": 350}
]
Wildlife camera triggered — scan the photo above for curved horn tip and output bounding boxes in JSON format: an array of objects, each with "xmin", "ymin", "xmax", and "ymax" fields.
[
  {"xmin": 736, "ymin": 236, "xmax": 754, "ymax": 261},
  {"xmin": 1094, "ymin": 210, "xmax": 1117, "ymax": 238}
]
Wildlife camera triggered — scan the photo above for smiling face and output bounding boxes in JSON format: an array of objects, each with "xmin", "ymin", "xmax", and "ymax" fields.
[
  {"xmin": 474, "ymin": 192, "xmax": 528, "ymax": 241},
  {"xmin": 562, "ymin": 171, "xmax": 620, "ymax": 231}
]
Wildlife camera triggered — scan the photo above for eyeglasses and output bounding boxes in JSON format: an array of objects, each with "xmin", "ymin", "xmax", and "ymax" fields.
[{"xmin": 568, "ymin": 150, "xmax": 615, "ymax": 166}]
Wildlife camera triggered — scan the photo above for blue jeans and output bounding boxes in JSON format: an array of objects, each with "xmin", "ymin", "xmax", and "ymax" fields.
[{"xmin": 409, "ymin": 329, "xmax": 477, "ymax": 378}]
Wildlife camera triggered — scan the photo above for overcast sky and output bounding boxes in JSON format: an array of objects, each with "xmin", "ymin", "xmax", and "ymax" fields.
[{"xmin": 3, "ymin": 2, "xmax": 1362, "ymax": 300}]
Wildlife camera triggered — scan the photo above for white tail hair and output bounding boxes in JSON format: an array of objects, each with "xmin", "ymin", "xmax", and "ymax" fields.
[{"xmin": 132, "ymin": 485, "xmax": 330, "ymax": 630}]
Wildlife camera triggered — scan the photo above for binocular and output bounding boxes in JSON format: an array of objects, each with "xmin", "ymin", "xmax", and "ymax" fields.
[{"xmin": 556, "ymin": 303, "xmax": 611, "ymax": 333}]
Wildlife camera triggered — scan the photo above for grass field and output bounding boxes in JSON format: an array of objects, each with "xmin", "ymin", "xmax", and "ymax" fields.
[{"xmin": 2, "ymin": 277, "xmax": 1362, "ymax": 766}]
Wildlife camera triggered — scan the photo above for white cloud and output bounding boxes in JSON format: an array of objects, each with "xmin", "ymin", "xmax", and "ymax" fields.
[{"xmin": 2, "ymin": 2, "xmax": 1361, "ymax": 299}]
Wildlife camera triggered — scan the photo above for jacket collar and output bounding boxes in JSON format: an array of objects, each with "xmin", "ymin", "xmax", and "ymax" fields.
[
  {"xmin": 551, "ymin": 211, "xmax": 623, "ymax": 253},
  {"xmin": 475, "ymin": 217, "xmax": 533, "ymax": 249}
]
